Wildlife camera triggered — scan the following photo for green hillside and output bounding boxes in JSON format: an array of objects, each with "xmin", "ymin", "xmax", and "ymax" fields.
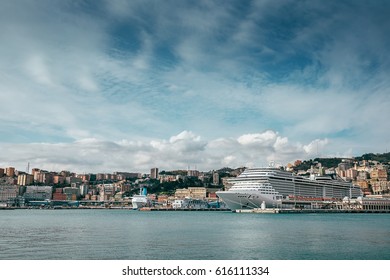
[{"xmin": 294, "ymin": 152, "xmax": 390, "ymax": 171}]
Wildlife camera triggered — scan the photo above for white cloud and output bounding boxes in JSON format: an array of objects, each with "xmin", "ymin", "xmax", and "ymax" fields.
[
  {"xmin": 303, "ymin": 139, "xmax": 329, "ymax": 155},
  {"xmin": 169, "ymin": 130, "xmax": 200, "ymax": 143},
  {"xmin": 0, "ymin": 130, "xmax": 332, "ymax": 173},
  {"xmin": 237, "ymin": 130, "xmax": 278, "ymax": 146}
]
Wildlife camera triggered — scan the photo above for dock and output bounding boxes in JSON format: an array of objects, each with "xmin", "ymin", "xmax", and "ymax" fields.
[
  {"xmin": 235, "ymin": 208, "xmax": 390, "ymax": 214},
  {"xmin": 139, "ymin": 207, "xmax": 230, "ymax": 211},
  {"xmin": 236, "ymin": 208, "xmax": 280, "ymax": 213},
  {"xmin": 0, "ymin": 207, "xmax": 15, "ymax": 210}
]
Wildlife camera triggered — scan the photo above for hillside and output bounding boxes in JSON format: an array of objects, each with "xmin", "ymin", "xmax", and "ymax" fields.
[{"xmin": 293, "ymin": 152, "xmax": 390, "ymax": 171}]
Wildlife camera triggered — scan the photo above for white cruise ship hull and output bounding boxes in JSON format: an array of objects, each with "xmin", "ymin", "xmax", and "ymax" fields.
[{"xmin": 216, "ymin": 190, "xmax": 279, "ymax": 211}]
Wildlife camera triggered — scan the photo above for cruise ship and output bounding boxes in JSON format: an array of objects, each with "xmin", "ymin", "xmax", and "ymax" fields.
[
  {"xmin": 216, "ymin": 167, "xmax": 363, "ymax": 211},
  {"xmin": 131, "ymin": 187, "xmax": 152, "ymax": 210}
]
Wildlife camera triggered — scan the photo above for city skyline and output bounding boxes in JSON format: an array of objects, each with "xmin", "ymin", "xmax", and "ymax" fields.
[{"xmin": 1, "ymin": 0, "xmax": 390, "ymax": 173}]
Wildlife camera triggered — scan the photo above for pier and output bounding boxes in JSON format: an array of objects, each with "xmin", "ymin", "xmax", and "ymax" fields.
[
  {"xmin": 0, "ymin": 207, "xmax": 15, "ymax": 210},
  {"xmin": 234, "ymin": 196, "xmax": 390, "ymax": 214},
  {"xmin": 235, "ymin": 208, "xmax": 390, "ymax": 214},
  {"xmin": 139, "ymin": 207, "xmax": 230, "ymax": 211}
]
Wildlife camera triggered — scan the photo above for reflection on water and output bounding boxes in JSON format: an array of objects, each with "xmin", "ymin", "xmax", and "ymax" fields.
[{"xmin": 0, "ymin": 210, "xmax": 389, "ymax": 260}]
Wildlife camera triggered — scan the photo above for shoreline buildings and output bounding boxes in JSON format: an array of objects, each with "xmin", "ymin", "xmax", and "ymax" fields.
[{"xmin": 1, "ymin": 156, "xmax": 390, "ymax": 209}]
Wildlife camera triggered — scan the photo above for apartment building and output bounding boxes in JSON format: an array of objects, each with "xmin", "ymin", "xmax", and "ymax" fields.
[
  {"xmin": 175, "ymin": 187, "xmax": 206, "ymax": 199},
  {"xmin": 17, "ymin": 174, "xmax": 34, "ymax": 186}
]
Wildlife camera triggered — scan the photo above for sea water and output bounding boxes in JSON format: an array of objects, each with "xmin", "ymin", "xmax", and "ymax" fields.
[{"xmin": 0, "ymin": 209, "xmax": 389, "ymax": 260}]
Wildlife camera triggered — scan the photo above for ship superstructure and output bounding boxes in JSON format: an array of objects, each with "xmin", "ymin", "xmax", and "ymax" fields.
[{"xmin": 131, "ymin": 187, "xmax": 151, "ymax": 209}]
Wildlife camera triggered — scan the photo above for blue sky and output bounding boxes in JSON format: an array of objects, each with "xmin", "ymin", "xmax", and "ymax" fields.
[{"xmin": 1, "ymin": 0, "xmax": 390, "ymax": 173}]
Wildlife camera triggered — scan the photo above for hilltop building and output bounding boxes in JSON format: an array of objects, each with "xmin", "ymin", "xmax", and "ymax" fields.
[
  {"xmin": 213, "ymin": 172, "xmax": 220, "ymax": 185},
  {"xmin": 17, "ymin": 174, "xmax": 34, "ymax": 186},
  {"xmin": 5, "ymin": 167, "xmax": 15, "ymax": 177},
  {"xmin": 150, "ymin": 168, "xmax": 159, "ymax": 179},
  {"xmin": 187, "ymin": 170, "xmax": 200, "ymax": 177}
]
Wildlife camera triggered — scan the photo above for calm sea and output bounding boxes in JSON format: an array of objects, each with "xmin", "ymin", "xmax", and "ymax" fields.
[{"xmin": 0, "ymin": 209, "xmax": 389, "ymax": 260}]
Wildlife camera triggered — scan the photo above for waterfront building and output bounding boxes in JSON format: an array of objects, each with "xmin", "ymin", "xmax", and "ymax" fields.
[
  {"xmin": 0, "ymin": 168, "xmax": 4, "ymax": 177},
  {"xmin": 157, "ymin": 194, "xmax": 169, "ymax": 205},
  {"xmin": 150, "ymin": 168, "xmax": 159, "ymax": 179},
  {"xmin": 172, "ymin": 199, "xmax": 184, "ymax": 209},
  {"xmin": 175, "ymin": 187, "xmax": 206, "ymax": 200},
  {"xmin": 17, "ymin": 174, "xmax": 34, "ymax": 186},
  {"xmin": 172, "ymin": 197, "xmax": 209, "ymax": 209},
  {"xmin": 175, "ymin": 188, "xmax": 189, "ymax": 199},
  {"xmin": 0, "ymin": 185, "xmax": 19, "ymax": 202},
  {"xmin": 344, "ymin": 195, "xmax": 390, "ymax": 211},
  {"xmin": 52, "ymin": 188, "xmax": 67, "ymax": 200},
  {"xmin": 24, "ymin": 186, "xmax": 53, "ymax": 202}
]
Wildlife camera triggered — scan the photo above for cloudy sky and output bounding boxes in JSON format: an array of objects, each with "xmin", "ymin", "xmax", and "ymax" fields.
[{"xmin": 1, "ymin": 0, "xmax": 390, "ymax": 173}]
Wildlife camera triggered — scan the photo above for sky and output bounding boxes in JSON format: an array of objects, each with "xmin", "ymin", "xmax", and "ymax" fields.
[{"xmin": 1, "ymin": 0, "xmax": 390, "ymax": 174}]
